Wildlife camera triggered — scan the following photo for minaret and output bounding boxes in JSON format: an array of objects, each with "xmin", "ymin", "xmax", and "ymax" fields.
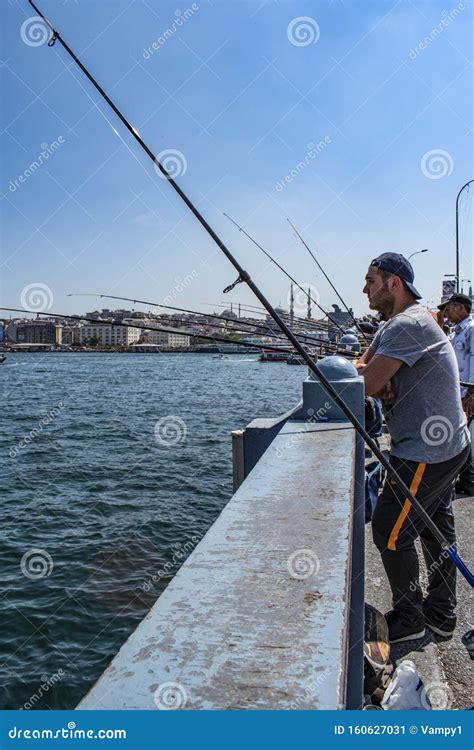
[
  {"xmin": 307, "ymin": 287, "xmax": 312, "ymax": 319},
  {"xmin": 289, "ymin": 283, "xmax": 294, "ymax": 323}
]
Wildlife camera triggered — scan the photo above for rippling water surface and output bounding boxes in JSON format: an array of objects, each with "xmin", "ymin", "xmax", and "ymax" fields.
[{"xmin": 1, "ymin": 352, "xmax": 304, "ymax": 709}]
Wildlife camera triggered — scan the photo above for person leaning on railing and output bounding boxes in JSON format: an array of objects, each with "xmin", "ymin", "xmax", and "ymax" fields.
[{"xmin": 355, "ymin": 253, "xmax": 470, "ymax": 645}]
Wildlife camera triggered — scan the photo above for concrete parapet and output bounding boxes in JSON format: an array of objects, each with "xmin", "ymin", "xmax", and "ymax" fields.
[{"xmin": 77, "ymin": 356, "xmax": 365, "ymax": 710}]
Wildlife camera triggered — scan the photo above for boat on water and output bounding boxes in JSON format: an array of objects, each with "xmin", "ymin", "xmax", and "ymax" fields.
[
  {"xmin": 258, "ymin": 350, "xmax": 290, "ymax": 363},
  {"xmin": 0, "ymin": 355, "xmax": 6, "ymax": 364},
  {"xmin": 286, "ymin": 355, "xmax": 305, "ymax": 365}
]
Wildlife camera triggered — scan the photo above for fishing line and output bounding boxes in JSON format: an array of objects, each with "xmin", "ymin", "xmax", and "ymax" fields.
[
  {"xmin": 23, "ymin": 0, "xmax": 473, "ymax": 586},
  {"xmin": 287, "ymin": 218, "xmax": 370, "ymax": 344},
  {"xmin": 223, "ymin": 212, "xmax": 348, "ymax": 336},
  {"xmin": 0, "ymin": 307, "xmax": 296, "ymax": 354},
  {"xmin": 67, "ymin": 293, "xmax": 345, "ymax": 351},
  {"xmin": 203, "ymin": 301, "xmax": 337, "ymax": 334}
]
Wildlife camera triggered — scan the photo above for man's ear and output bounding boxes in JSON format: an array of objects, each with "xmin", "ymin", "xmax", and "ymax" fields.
[{"xmin": 390, "ymin": 275, "xmax": 403, "ymax": 293}]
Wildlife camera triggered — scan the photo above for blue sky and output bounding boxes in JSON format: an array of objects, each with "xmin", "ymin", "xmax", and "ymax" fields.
[{"xmin": 1, "ymin": 0, "xmax": 473, "ymax": 318}]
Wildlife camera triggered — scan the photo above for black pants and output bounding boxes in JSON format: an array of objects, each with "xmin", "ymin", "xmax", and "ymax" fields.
[
  {"xmin": 372, "ymin": 445, "xmax": 470, "ymax": 624},
  {"xmin": 458, "ymin": 420, "xmax": 474, "ymax": 489}
]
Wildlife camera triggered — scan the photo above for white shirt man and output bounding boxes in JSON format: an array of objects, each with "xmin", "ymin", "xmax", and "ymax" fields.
[
  {"xmin": 449, "ymin": 314, "xmax": 474, "ymax": 397},
  {"xmin": 443, "ymin": 293, "xmax": 474, "ymax": 495}
]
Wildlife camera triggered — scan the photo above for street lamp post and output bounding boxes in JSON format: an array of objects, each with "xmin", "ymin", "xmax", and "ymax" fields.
[
  {"xmin": 408, "ymin": 248, "xmax": 429, "ymax": 262},
  {"xmin": 455, "ymin": 180, "xmax": 474, "ymax": 292}
]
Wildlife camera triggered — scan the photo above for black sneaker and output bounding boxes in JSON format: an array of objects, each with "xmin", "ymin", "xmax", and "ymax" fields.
[
  {"xmin": 384, "ymin": 609, "xmax": 425, "ymax": 644},
  {"xmin": 423, "ymin": 601, "xmax": 456, "ymax": 638}
]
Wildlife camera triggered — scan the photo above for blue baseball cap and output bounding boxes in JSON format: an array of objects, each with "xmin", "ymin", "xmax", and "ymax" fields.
[{"xmin": 370, "ymin": 252, "xmax": 422, "ymax": 300}]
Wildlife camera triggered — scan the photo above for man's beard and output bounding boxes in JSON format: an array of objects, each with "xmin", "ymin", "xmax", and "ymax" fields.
[{"xmin": 367, "ymin": 285, "xmax": 395, "ymax": 318}]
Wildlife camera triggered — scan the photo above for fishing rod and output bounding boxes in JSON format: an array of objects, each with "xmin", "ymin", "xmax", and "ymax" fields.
[
  {"xmin": 25, "ymin": 0, "xmax": 473, "ymax": 586},
  {"xmin": 67, "ymin": 292, "xmax": 339, "ymax": 350},
  {"xmin": 287, "ymin": 218, "xmax": 369, "ymax": 344},
  {"xmin": 223, "ymin": 212, "xmax": 349, "ymax": 337},
  {"xmin": 0, "ymin": 308, "xmax": 297, "ymax": 354},
  {"xmin": 68, "ymin": 293, "xmax": 275, "ymax": 330},
  {"xmin": 67, "ymin": 292, "xmax": 292, "ymax": 342},
  {"xmin": 2, "ymin": 306, "xmax": 351, "ymax": 361}
]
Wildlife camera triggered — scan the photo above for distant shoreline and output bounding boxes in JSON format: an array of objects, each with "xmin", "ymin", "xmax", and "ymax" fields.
[{"xmin": 1, "ymin": 348, "xmax": 258, "ymax": 355}]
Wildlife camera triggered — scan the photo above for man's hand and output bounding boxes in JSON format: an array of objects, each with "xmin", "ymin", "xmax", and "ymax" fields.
[
  {"xmin": 359, "ymin": 354, "xmax": 403, "ymax": 398},
  {"xmin": 356, "ymin": 362, "xmax": 393, "ymax": 398},
  {"xmin": 372, "ymin": 380, "xmax": 395, "ymax": 401},
  {"xmin": 436, "ymin": 309, "xmax": 446, "ymax": 328}
]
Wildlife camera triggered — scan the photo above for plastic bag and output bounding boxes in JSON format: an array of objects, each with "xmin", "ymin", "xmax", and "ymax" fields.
[
  {"xmin": 365, "ymin": 460, "xmax": 384, "ymax": 522},
  {"xmin": 381, "ymin": 660, "xmax": 429, "ymax": 710}
]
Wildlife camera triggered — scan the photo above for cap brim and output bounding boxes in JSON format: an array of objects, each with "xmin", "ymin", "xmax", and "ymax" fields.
[
  {"xmin": 404, "ymin": 280, "xmax": 422, "ymax": 299},
  {"xmin": 437, "ymin": 302, "xmax": 447, "ymax": 310}
]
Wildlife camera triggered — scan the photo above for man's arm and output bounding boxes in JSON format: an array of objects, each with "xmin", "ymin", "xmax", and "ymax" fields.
[
  {"xmin": 468, "ymin": 324, "xmax": 474, "ymax": 387},
  {"xmin": 357, "ymin": 346, "xmax": 375, "ymax": 365},
  {"xmin": 360, "ymin": 354, "xmax": 404, "ymax": 397},
  {"xmin": 462, "ymin": 325, "xmax": 474, "ymax": 419}
]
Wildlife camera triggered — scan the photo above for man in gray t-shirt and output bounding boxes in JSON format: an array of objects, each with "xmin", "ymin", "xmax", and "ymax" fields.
[
  {"xmin": 358, "ymin": 253, "xmax": 470, "ymax": 645},
  {"xmin": 370, "ymin": 303, "xmax": 469, "ymax": 463}
]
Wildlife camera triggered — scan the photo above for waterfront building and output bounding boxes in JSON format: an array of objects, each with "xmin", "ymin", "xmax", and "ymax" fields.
[
  {"xmin": 79, "ymin": 324, "xmax": 140, "ymax": 346},
  {"xmin": 5, "ymin": 320, "xmax": 22, "ymax": 342},
  {"xmin": 15, "ymin": 321, "xmax": 61, "ymax": 345},
  {"xmin": 60, "ymin": 326, "xmax": 82, "ymax": 345},
  {"xmin": 143, "ymin": 328, "xmax": 190, "ymax": 347}
]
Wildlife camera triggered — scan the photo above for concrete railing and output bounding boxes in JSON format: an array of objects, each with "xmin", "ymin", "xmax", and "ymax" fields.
[{"xmin": 77, "ymin": 357, "xmax": 366, "ymax": 710}]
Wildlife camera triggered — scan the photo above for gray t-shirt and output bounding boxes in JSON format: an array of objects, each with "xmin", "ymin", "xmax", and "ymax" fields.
[{"xmin": 370, "ymin": 303, "xmax": 469, "ymax": 463}]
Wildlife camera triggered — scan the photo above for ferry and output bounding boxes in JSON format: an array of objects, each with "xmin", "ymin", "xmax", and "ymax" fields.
[{"xmin": 258, "ymin": 350, "xmax": 290, "ymax": 362}]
